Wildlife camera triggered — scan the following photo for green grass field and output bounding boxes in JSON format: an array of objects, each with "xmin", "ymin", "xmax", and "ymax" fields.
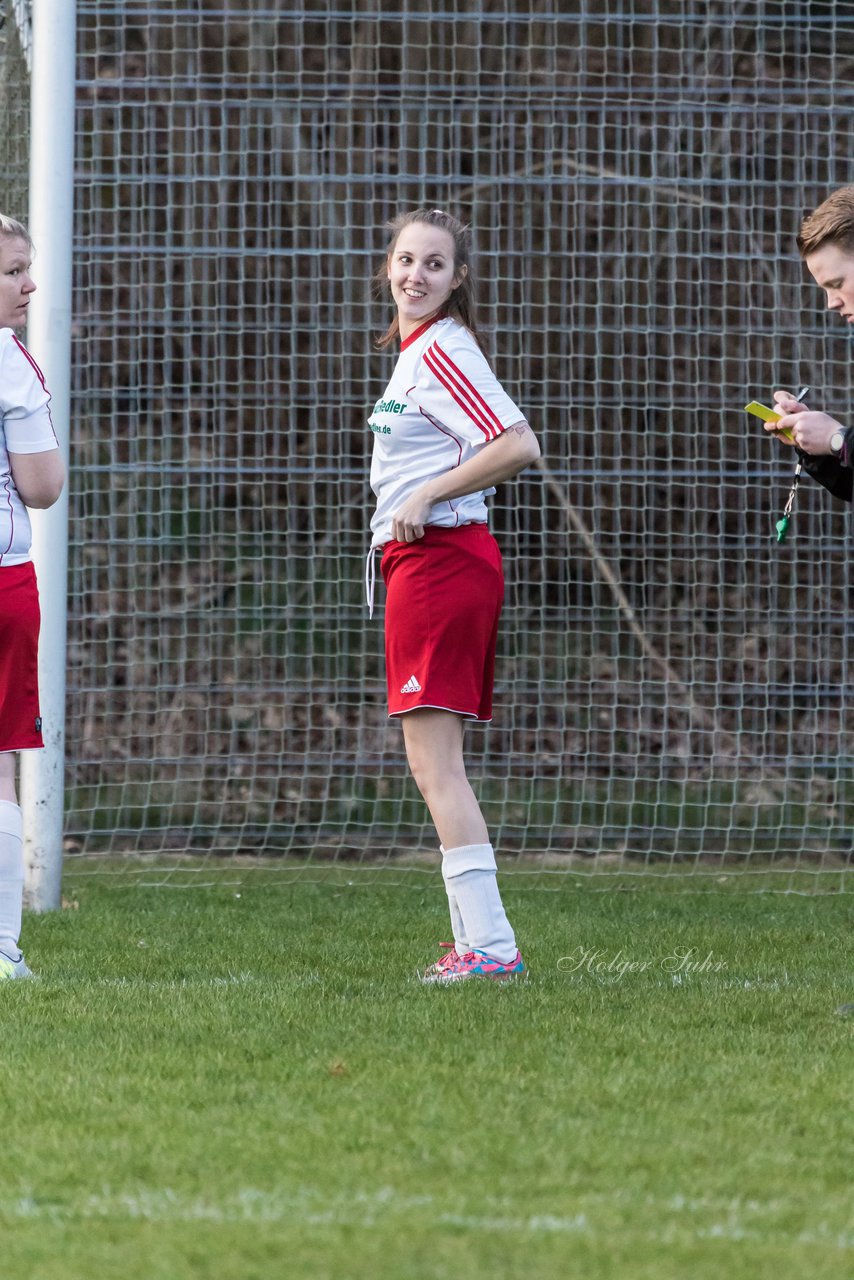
[{"xmin": 2, "ymin": 871, "xmax": 851, "ymax": 1280}]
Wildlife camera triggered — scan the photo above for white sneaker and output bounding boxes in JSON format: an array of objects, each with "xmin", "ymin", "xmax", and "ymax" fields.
[{"xmin": 0, "ymin": 951, "xmax": 34, "ymax": 980}]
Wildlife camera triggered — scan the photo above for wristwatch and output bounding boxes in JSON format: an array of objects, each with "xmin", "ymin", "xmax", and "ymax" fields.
[{"xmin": 830, "ymin": 429, "xmax": 845, "ymax": 457}]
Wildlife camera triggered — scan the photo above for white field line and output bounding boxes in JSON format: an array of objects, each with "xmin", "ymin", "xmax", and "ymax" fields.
[{"xmin": 3, "ymin": 1187, "xmax": 851, "ymax": 1248}]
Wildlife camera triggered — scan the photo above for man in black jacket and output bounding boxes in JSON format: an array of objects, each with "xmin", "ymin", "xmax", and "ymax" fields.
[{"xmin": 768, "ymin": 186, "xmax": 854, "ymax": 503}]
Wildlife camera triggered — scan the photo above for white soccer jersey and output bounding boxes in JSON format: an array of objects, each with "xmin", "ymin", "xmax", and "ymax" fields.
[
  {"xmin": 0, "ymin": 328, "xmax": 58, "ymax": 567},
  {"xmin": 368, "ymin": 316, "xmax": 525, "ymax": 548}
]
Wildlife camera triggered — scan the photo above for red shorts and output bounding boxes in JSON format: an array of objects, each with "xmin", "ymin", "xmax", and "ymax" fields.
[
  {"xmin": 0, "ymin": 562, "xmax": 43, "ymax": 752},
  {"xmin": 381, "ymin": 524, "xmax": 504, "ymax": 720}
]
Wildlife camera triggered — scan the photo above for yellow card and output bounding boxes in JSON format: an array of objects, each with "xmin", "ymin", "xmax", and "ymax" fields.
[{"xmin": 744, "ymin": 401, "xmax": 795, "ymax": 444}]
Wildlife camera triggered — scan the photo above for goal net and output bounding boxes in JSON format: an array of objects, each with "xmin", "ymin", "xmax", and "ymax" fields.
[
  {"xmin": 26, "ymin": 1, "xmax": 854, "ymax": 885},
  {"xmin": 0, "ymin": 2, "xmax": 29, "ymax": 219}
]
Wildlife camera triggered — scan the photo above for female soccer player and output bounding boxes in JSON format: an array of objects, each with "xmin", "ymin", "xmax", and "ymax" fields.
[
  {"xmin": 0, "ymin": 213, "xmax": 64, "ymax": 980},
  {"xmin": 368, "ymin": 208, "xmax": 540, "ymax": 982}
]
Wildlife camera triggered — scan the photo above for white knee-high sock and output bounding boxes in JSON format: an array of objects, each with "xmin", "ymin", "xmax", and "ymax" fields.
[
  {"xmin": 440, "ymin": 845, "xmax": 469, "ymax": 954},
  {"xmin": 0, "ymin": 800, "xmax": 24, "ymax": 960},
  {"xmin": 441, "ymin": 842, "xmax": 517, "ymax": 963}
]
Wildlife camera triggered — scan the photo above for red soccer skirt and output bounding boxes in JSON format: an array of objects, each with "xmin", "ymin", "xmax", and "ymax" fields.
[
  {"xmin": 0, "ymin": 562, "xmax": 44, "ymax": 752},
  {"xmin": 381, "ymin": 524, "xmax": 504, "ymax": 720}
]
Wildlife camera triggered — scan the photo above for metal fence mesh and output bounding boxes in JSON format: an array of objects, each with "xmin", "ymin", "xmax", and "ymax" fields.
[
  {"xmin": 0, "ymin": 2, "xmax": 30, "ymax": 218},
  {"xmin": 10, "ymin": 1, "xmax": 854, "ymax": 881}
]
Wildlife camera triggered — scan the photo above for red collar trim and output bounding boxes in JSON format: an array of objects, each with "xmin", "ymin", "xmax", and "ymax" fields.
[{"xmin": 400, "ymin": 314, "xmax": 445, "ymax": 351}]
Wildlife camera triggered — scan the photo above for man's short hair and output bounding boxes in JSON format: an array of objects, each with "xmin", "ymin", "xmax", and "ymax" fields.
[{"xmin": 797, "ymin": 186, "xmax": 854, "ymax": 258}]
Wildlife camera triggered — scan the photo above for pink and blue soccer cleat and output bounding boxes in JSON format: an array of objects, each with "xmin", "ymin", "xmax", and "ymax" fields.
[
  {"xmin": 421, "ymin": 945, "xmax": 526, "ymax": 984},
  {"xmin": 420, "ymin": 942, "xmax": 460, "ymax": 982}
]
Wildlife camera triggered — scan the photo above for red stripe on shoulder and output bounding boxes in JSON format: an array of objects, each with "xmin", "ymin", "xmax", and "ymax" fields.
[
  {"xmin": 10, "ymin": 335, "xmax": 56, "ymax": 440},
  {"xmin": 426, "ymin": 341, "xmax": 504, "ymax": 438},
  {"xmin": 423, "ymin": 347, "xmax": 492, "ymax": 440},
  {"xmin": 11, "ymin": 336, "xmax": 48, "ymax": 390},
  {"xmin": 432, "ymin": 342, "xmax": 504, "ymax": 433}
]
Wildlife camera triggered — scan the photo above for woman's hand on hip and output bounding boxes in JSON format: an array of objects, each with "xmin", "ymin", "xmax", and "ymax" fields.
[{"xmin": 391, "ymin": 486, "xmax": 435, "ymax": 543}]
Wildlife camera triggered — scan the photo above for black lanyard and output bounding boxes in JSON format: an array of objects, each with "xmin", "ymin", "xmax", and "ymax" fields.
[
  {"xmin": 775, "ymin": 387, "xmax": 810, "ymax": 544},
  {"xmin": 775, "ymin": 455, "xmax": 803, "ymax": 544}
]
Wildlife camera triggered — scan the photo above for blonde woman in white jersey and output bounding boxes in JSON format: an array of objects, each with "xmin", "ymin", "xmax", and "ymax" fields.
[
  {"xmin": 0, "ymin": 214, "xmax": 64, "ymax": 980},
  {"xmin": 368, "ymin": 209, "xmax": 540, "ymax": 982}
]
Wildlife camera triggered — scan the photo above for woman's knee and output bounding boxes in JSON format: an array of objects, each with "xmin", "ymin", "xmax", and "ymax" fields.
[{"xmin": 406, "ymin": 749, "xmax": 467, "ymax": 801}]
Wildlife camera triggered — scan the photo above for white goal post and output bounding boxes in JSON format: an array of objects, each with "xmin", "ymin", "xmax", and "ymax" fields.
[{"xmin": 18, "ymin": 0, "xmax": 76, "ymax": 911}]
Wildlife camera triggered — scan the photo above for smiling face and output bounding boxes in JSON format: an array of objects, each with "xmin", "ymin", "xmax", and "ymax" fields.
[
  {"xmin": 804, "ymin": 241, "xmax": 854, "ymax": 324},
  {"xmin": 0, "ymin": 235, "xmax": 35, "ymax": 330},
  {"xmin": 387, "ymin": 224, "xmax": 466, "ymax": 339}
]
